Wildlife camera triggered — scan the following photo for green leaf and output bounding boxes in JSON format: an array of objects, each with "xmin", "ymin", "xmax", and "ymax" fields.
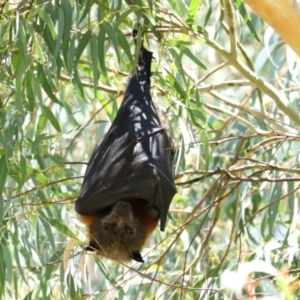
[
  {"xmin": 36, "ymin": 114, "xmax": 46, "ymax": 135},
  {"xmin": 116, "ymin": 28, "xmax": 134, "ymax": 65},
  {"xmin": 91, "ymin": 35, "xmax": 99, "ymax": 96},
  {"xmin": 15, "ymin": 60, "xmax": 28, "ymax": 116},
  {"xmin": 35, "ymin": 146, "xmax": 47, "ymax": 170},
  {"xmin": 9, "ymin": 166, "xmax": 20, "ymax": 185},
  {"xmin": 0, "ymin": 155, "xmax": 8, "ymax": 197},
  {"xmin": 287, "ymin": 179, "xmax": 294, "ymax": 221},
  {"xmin": 14, "ymin": 246, "xmax": 27, "ymax": 284},
  {"xmin": 53, "ymin": 8, "xmax": 65, "ymax": 65},
  {"xmin": 45, "ymin": 217, "xmax": 76, "ymax": 239},
  {"xmin": 98, "ymin": 26, "xmax": 107, "ymax": 77},
  {"xmin": 79, "ymin": 0, "xmax": 93, "ymax": 24},
  {"xmin": 18, "ymin": 155, "xmax": 27, "ymax": 191},
  {"xmin": 0, "ymin": 194, "xmax": 12, "ymax": 223},
  {"xmin": 17, "ymin": 22, "xmax": 27, "ymax": 58},
  {"xmin": 1, "ymin": 245, "xmax": 12, "ymax": 284},
  {"xmin": 42, "ymin": 105, "xmax": 61, "ymax": 132},
  {"xmin": 73, "ymin": 68, "xmax": 85, "ymax": 98},
  {"xmin": 177, "ymin": 135, "xmax": 186, "ymax": 173},
  {"xmin": 165, "ymin": 40, "xmax": 194, "ymax": 47},
  {"xmin": 95, "ymin": 259, "xmax": 115, "ymax": 283},
  {"xmin": 268, "ymin": 180, "xmax": 281, "ymax": 235},
  {"xmin": 143, "ymin": 14, "xmax": 161, "ymax": 40},
  {"xmin": 32, "ymin": 71, "xmax": 43, "ymax": 105},
  {"xmin": 39, "ymin": 212, "xmax": 56, "ymax": 249},
  {"xmin": 165, "ymin": 70, "xmax": 186, "ymax": 102},
  {"xmin": 115, "ymin": 7, "xmax": 139, "ymax": 28},
  {"xmin": 67, "ymin": 34, "xmax": 77, "ymax": 74},
  {"xmin": 61, "ymin": 0, "xmax": 72, "ymax": 52},
  {"xmin": 191, "ymin": 24, "xmax": 207, "ymax": 34},
  {"xmin": 35, "ymin": 172, "xmax": 48, "ymax": 185},
  {"xmin": 37, "ymin": 64, "xmax": 63, "ymax": 106},
  {"xmin": 169, "ymin": 0, "xmax": 181, "ymax": 14},
  {"xmin": 27, "ymin": 23, "xmax": 44, "ymax": 63},
  {"xmin": 204, "ymin": 1, "xmax": 214, "ymax": 27},
  {"xmin": 74, "ymin": 30, "xmax": 91, "ymax": 66},
  {"xmin": 169, "ymin": 47, "xmax": 186, "ymax": 85},
  {"xmin": 37, "ymin": 7, "xmax": 56, "ymax": 39},
  {"xmin": 25, "ymin": 72, "xmax": 35, "ymax": 112},
  {"xmin": 0, "ymin": 245, "xmax": 6, "ymax": 297},
  {"xmin": 200, "ymin": 130, "xmax": 209, "ymax": 173},
  {"xmin": 49, "ymin": 154, "xmax": 64, "ymax": 167},
  {"xmin": 195, "ymin": 88, "xmax": 202, "ymax": 107},
  {"xmin": 186, "ymin": 0, "xmax": 201, "ymax": 26},
  {"xmin": 176, "ymin": 45, "xmax": 206, "ymax": 69},
  {"xmin": 103, "ymin": 22, "xmax": 120, "ymax": 64},
  {"xmin": 234, "ymin": 0, "xmax": 260, "ymax": 42}
]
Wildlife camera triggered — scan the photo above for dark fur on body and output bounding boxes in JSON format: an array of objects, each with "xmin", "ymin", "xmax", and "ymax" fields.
[
  {"xmin": 81, "ymin": 199, "xmax": 160, "ymax": 262},
  {"xmin": 76, "ymin": 30, "xmax": 176, "ymax": 263}
]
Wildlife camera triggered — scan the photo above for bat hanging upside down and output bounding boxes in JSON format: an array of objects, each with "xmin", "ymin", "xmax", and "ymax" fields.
[{"xmin": 75, "ymin": 29, "xmax": 176, "ymax": 263}]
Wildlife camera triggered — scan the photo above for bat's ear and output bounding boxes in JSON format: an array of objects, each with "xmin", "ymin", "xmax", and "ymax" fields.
[{"xmin": 132, "ymin": 251, "xmax": 144, "ymax": 263}]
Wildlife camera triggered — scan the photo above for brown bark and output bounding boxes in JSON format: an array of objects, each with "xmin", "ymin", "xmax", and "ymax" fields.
[{"xmin": 244, "ymin": 0, "xmax": 300, "ymax": 56}]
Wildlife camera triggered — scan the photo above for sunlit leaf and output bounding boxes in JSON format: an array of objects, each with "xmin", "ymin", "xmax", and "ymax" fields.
[{"xmin": 186, "ymin": 0, "xmax": 201, "ymax": 26}]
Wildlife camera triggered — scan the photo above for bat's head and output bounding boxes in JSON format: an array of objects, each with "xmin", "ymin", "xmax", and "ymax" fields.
[{"xmin": 87, "ymin": 201, "xmax": 149, "ymax": 263}]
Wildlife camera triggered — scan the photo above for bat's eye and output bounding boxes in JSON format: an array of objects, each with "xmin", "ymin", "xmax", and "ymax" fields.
[
  {"xmin": 125, "ymin": 226, "xmax": 134, "ymax": 235},
  {"xmin": 104, "ymin": 224, "xmax": 116, "ymax": 230}
]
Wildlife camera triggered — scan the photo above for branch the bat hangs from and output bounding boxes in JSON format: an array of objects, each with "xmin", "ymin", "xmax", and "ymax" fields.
[{"xmin": 75, "ymin": 29, "xmax": 176, "ymax": 263}]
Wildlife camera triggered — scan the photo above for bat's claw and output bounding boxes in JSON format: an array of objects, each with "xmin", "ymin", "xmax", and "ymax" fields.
[{"xmin": 132, "ymin": 251, "xmax": 144, "ymax": 263}]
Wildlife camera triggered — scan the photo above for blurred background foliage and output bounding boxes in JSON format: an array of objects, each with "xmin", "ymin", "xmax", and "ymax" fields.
[{"xmin": 0, "ymin": 0, "xmax": 300, "ymax": 299}]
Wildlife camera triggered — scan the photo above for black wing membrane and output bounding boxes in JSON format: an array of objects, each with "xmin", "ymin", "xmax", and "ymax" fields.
[{"xmin": 75, "ymin": 33, "xmax": 176, "ymax": 230}]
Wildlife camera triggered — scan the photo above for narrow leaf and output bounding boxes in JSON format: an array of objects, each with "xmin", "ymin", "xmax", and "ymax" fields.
[
  {"xmin": 234, "ymin": 0, "xmax": 260, "ymax": 42},
  {"xmin": 42, "ymin": 105, "xmax": 61, "ymax": 132},
  {"xmin": 176, "ymin": 45, "xmax": 206, "ymax": 69},
  {"xmin": 18, "ymin": 155, "xmax": 27, "ymax": 191},
  {"xmin": 0, "ymin": 155, "xmax": 8, "ymax": 196},
  {"xmin": 116, "ymin": 28, "xmax": 134, "ymax": 65},
  {"xmin": 115, "ymin": 7, "xmax": 139, "ymax": 28},
  {"xmin": 186, "ymin": 0, "xmax": 201, "ymax": 26},
  {"xmin": 200, "ymin": 130, "xmax": 209, "ymax": 173},
  {"xmin": 91, "ymin": 35, "xmax": 99, "ymax": 96},
  {"xmin": 37, "ymin": 64, "xmax": 62, "ymax": 105},
  {"xmin": 104, "ymin": 22, "xmax": 120, "ymax": 64},
  {"xmin": 45, "ymin": 217, "xmax": 76, "ymax": 239},
  {"xmin": 74, "ymin": 30, "xmax": 91, "ymax": 66},
  {"xmin": 98, "ymin": 27, "xmax": 107, "ymax": 77},
  {"xmin": 37, "ymin": 7, "xmax": 56, "ymax": 39},
  {"xmin": 53, "ymin": 8, "xmax": 65, "ymax": 65},
  {"xmin": 67, "ymin": 34, "xmax": 77, "ymax": 74}
]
